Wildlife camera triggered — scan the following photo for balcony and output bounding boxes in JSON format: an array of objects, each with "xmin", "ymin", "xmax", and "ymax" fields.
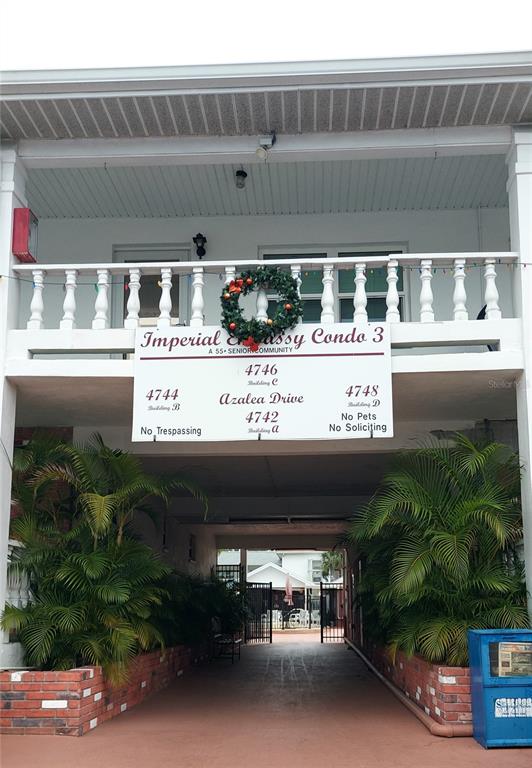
[
  {"xmin": 8, "ymin": 251, "xmax": 521, "ymax": 359},
  {"xmin": 4, "ymin": 250, "xmax": 523, "ymax": 448}
]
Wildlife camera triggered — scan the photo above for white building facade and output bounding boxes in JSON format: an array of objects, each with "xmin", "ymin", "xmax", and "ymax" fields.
[
  {"xmin": 1, "ymin": 52, "xmax": 532, "ymax": 664},
  {"xmin": 217, "ymin": 549, "xmax": 327, "ymax": 583}
]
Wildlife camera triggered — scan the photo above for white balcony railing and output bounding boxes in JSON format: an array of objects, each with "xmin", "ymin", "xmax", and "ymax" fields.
[
  {"xmin": 12, "ymin": 253, "xmax": 516, "ymax": 334},
  {"xmin": 2, "ymin": 540, "xmax": 30, "ymax": 646},
  {"xmin": 6, "ymin": 540, "xmax": 30, "ymax": 611}
]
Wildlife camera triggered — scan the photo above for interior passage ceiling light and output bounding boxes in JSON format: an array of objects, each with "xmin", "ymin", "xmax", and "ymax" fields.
[{"xmin": 235, "ymin": 169, "xmax": 248, "ymax": 189}]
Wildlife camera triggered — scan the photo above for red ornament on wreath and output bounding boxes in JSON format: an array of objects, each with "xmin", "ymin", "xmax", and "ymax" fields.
[
  {"xmin": 229, "ymin": 322, "xmax": 236, "ymax": 331},
  {"xmin": 243, "ymin": 336, "xmax": 260, "ymax": 352}
]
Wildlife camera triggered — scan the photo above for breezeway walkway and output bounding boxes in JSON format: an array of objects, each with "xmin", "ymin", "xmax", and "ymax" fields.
[{"xmin": 3, "ymin": 642, "xmax": 531, "ymax": 768}]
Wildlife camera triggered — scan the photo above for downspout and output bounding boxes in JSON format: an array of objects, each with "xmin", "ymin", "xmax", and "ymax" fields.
[{"xmin": 345, "ymin": 639, "xmax": 473, "ymax": 738}]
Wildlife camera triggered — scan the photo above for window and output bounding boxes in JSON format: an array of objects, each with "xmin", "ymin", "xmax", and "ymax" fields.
[
  {"xmin": 261, "ymin": 246, "xmax": 406, "ymax": 323},
  {"xmin": 113, "ymin": 244, "xmax": 190, "ymax": 327},
  {"xmin": 338, "ymin": 251, "xmax": 404, "ymax": 322},
  {"xmin": 263, "ymin": 252, "xmax": 326, "ymax": 323},
  {"xmin": 310, "ymin": 559, "xmax": 323, "ymax": 583}
]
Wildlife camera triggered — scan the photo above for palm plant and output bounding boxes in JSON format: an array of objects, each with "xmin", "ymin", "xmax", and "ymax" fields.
[
  {"xmin": 2, "ymin": 432, "xmax": 207, "ymax": 683},
  {"xmin": 321, "ymin": 551, "xmax": 344, "ymax": 581},
  {"xmin": 349, "ymin": 433, "xmax": 529, "ymax": 666}
]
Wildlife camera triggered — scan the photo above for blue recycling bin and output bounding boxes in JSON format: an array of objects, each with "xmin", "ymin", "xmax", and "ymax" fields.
[{"xmin": 468, "ymin": 629, "xmax": 532, "ymax": 748}]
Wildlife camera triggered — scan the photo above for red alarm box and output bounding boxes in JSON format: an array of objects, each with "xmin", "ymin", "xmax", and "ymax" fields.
[{"xmin": 12, "ymin": 208, "xmax": 38, "ymax": 263}]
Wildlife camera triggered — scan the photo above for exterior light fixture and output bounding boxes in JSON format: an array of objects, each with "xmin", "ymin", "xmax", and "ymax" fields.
[
  {"xmin": 193, "ymin": 232, "xmax": 207, "ymax": 259},
  {"xmin": 235, "ymin": 169, "xmax": 248, "ymax": 189},
  {"xmin": 256, "ymin": 132, "xmax": 276, "ymax": 160}
]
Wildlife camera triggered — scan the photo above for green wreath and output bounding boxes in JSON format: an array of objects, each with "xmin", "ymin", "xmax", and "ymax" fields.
[{"xmin": 220, "ymin": 266, "xmax": 303, "ymax": 350}]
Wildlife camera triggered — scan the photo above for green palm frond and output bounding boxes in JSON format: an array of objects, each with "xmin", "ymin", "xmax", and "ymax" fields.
[
  {"xmin": 430, "ymin": 530, "xmax": 472, "ymax": 582},
  {"xmin": 389, "ymin": 538, "xmax": 434, "ymax": 595},
  {"xmin": 70, "ymin": 551, "xmax": 110, "ymax": 579},
  {"xmin": 79, "ymin": 493, "xmax": 118, "ymax": 535},
  {"xmin": 47, "ymin": 604, "xmax": 87, "ymax": 632},
  {"xmin": 0, "ymin": 604, "xmax": 33, "ymax": 632}
]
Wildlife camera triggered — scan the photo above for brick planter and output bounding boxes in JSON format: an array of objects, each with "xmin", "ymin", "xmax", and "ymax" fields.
[
  {"xmin": 0, "ymin": 645, "xmax": 207, "ymax": 736},
  {"xmin": 368, "ymin": 646, "xmax": 471, "ymax": 725}
]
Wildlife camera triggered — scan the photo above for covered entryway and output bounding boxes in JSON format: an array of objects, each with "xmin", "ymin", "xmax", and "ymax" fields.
[{"xmin": 5, "ymin": 641, "xmax": 530, "ymax": 768}]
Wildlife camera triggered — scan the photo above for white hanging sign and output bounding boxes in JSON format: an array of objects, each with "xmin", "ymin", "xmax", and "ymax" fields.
[{"xmin": 132, "ymin": 323, "xmax": 393, "ymax": 442}]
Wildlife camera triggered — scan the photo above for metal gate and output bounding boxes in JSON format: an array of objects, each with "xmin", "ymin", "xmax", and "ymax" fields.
[
  {"xmin": 245, "ymin": 581, "xmax": 272, "ymax": 643},
  {"xmin": 216, "ymin": 564, "xmax": 244, "ymax": 589},
  {"xmin": 320, "ymin": 582, "xmax": 345, "ymax": 643}
]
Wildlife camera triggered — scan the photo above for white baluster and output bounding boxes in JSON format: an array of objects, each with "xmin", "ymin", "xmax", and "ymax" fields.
[
  {"xmin": 224, "ymin": 265, "xmax": 236, "ymax": 285},
  {"xmin": 419, "ymin": 259, "xmax": 434, "ymax": 322},
  {"xmin": 157, "ymin": 267, "xmax": 173, "ymax": 328},
  {"xmin": 27, "ymin": 269, "xmax": 45, "ymax": 330},
  {"xmin": 453, "ymin": 258, "xmax": 468, "ymax": 321},
  {"xmin": 321, "ymin": 265, "xmax": 335, "ymax": 324},
  {"xmin": 92, "ymin": 269, "xmax": 110, "ymax": 329},
  {"xmin": 386, "ymin": 260, "xmax": 401, "ymax": 323},
  {"xmin": 190, "ymin": 267, "xmax": 205, "ymax": 327},
  {"xmin": 256, "ymin": 287, "xmax": 269, "ymax": 323},
  {"xmin": 353, "ymin": 263, "xmax": 368, "ymax": 322},
  {"xmin": 59, "ymin": 269, "xmax": 77, "ymax": 330},
  {"xmin": 290, "ymin": 264, "xmax": 303, "ymax": 325},
  {"xmin": 124, "ymin": 268, "xmax": 141, "ymax": 329},
  {"xmin": 484, "ymin": 258, "xmax": 502, "ymax": 320}
]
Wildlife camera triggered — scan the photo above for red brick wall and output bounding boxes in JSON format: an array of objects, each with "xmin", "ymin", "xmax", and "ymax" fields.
[
  {"xmin": 0, "ymin": 645, "xmax": 207, "ymax": 736},
  {"xmin": 368, "ymin": 646, "xmax": 471, "ymax": 725}
]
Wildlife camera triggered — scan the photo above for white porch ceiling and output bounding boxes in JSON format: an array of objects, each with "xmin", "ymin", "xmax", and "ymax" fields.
[
  {"xmin": 2, "ymin": 83, "xmax": 532, "ymax": 141},
  {"xmin": 26, "ymin": 154, "xmax": 507, "ymax": 218}
]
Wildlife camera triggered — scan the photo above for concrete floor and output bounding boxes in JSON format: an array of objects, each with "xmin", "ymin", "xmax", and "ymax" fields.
[{"xmin": 3, "ymin": 642, "xmax": 531, "ymax": 768}]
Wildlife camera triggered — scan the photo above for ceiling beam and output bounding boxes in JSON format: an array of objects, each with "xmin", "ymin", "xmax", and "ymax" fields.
[{"xmin": 17, "ymin": 126, "xmax": 512, "ymax": 169}]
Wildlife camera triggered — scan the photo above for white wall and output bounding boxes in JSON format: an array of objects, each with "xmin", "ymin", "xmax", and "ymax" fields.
[
  {"xmin": 281, "ymin": 551, "xmax": 324, "ymax": 583},
  {"xmin": 21, "ymin": 207, "xmax": 512, "ymax": 329},
  {"xmin": 132, "ymin": 511, "xmax": 216, "ymax": 578}
]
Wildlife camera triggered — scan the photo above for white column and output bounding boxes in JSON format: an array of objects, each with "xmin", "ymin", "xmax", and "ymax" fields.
[
  {"xmin": 27, "ymin": 269, "xmax": 45, "ymax": 330},
  {"xmin": 484, "ymin": 258, "xmax": 502, "ymax": 320},
  {"xmin": 290, "ymin": 264, "xmax": 303, "ymax": 325},
  {"xmin": 507, "ymin": 126, "xmax": 532, "ymax": 616},
  {"xmin": 60, "ymin": 269, "xmax": 77, "ymax": 330},
  {"xmin": 452, "ymin": 258, "xmax": 468, "ymax": 321},
  {"xmin": 92, "ymin": 269, "xmax": 110, "ymax": 329},
  {"xmin": 320, "ymin": 265, "xmax": 335, "ymax": 324},
  {"xmin": 0, "ymin": 145, "xmax": 25, "ymax": 666},
  {"xmin": 419, "ymin": 259, "xmax": 435, "ymax": 322},
  {"xmin": 124, "ymin": 268, "xmax": 141, "ymax": 329},
  {"xmin": 353, "ymin": 263, "xmax": 368, "ymax": 322},
  {"xmin": 386, "ymin": 259, "xmax": 401, "ymax": 323},
  {"xmin": 157, "ymin": 267, "xmax": 173, "ymax": 329},
  {"xmin": 190, "ymin": 267, "xmax": 205, "ymax": 327}
]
